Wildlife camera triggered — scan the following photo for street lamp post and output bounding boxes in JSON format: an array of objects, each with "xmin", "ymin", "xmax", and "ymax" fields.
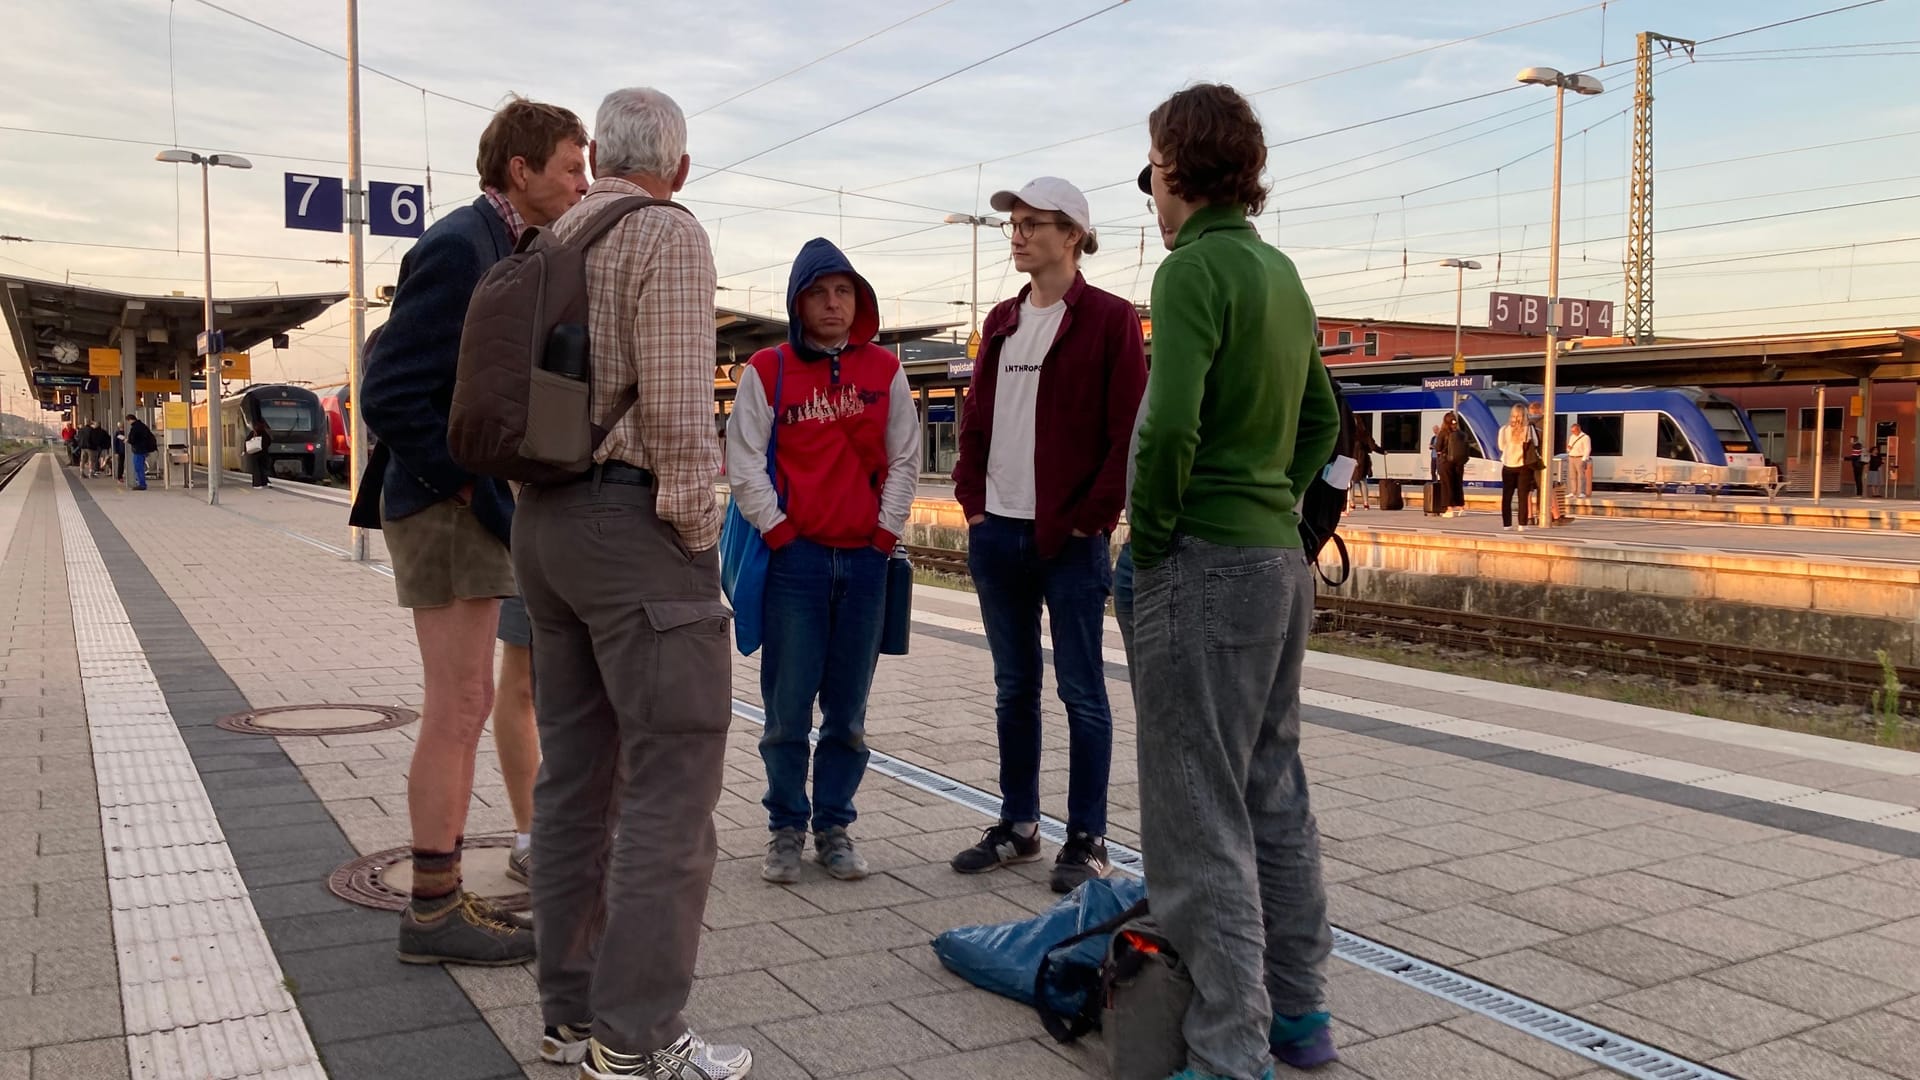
[
  {"xmin": 941, "ymin": 213, "xmax": 1005, "ymax": 336},
  {"xmin": 1439, "ymin": 258, "xmax": 1482, "ymax": 416},
  {"xmin": 1517, "ymin": 67, "xmax": 1603, "ymax": 528},
  {"xmin": 156, "ymin": 149, "xmax": 252, "ymax": 506}
]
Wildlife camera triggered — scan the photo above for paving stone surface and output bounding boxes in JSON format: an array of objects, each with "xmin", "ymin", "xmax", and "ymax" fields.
[{"xmin": 6, "ymin": 471, "xmax": 1912, "ymax": 1078}]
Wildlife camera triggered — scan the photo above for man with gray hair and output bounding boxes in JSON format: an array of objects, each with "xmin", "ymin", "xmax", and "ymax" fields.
[{"xmin": 510, "ymin": 87, "xmax": 750, "ymax": 1080}]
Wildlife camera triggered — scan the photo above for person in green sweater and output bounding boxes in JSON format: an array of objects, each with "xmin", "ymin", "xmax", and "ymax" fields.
[{"xmin": 1128, "ymin": 83, "xmax": 1342, "ymax": 1080}]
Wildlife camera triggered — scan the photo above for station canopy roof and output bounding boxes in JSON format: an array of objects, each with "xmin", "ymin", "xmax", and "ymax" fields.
[
  {"xmin": 713, "ymin": 306, "xmax": 960, "ymax": 370},
  {"xmin": 2, "ymin": 274, "xmax": 345, "ymax": 397}
]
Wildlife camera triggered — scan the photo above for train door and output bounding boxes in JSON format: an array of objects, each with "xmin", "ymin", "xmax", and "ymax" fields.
[
  {"xmin": 1748, "ymin": 409, "xmax": 1786, "ymax": 469},
  {"xmin": 1575, "ymin": 413, "xmax": 1624, "ymax": 487},
  {"xmin": 1618, "ymin": 413, "xmax": 1658, "ymax": 484},
  {"xmin": 1349, "ymin": 411, "xmax": 1379, "ymax": 481}
]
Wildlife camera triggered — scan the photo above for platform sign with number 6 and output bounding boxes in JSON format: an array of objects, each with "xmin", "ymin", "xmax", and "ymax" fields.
[
  {"xmin": 369, "ymin": 181, "xmax": 425, "ymax": 238},
  {"xmin": 284, "ymin": 173, "xmax": 345, "ymax": 232}
]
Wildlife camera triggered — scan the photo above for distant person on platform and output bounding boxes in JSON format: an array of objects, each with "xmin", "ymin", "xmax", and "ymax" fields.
[
  {"xmin": 1133, "ymin": 83, "xmax": 1342, "ymax": 1078},
  {"xmin": 947, "ymin": 176, "xmax": 1145, "ymax": 893},
  {"xmin": 1526, "ymin": 399, "xmax": 1548, "ymax": 521},
  {"xmin": 113, "ymin": 424, "xmax": 127, "ymax": 481},
  {"xmin": 247, "ymin": 416, "xmax": 272, "ymax": 488},
  {"xmin": 1568, "ymin": 421, "xmax": 1593, "ymax": 500},
  {"xmin": 729, "ymin": 238, "xmax": 919, "ymax": 888},
  {"xmin": 1441, "ymin": 411, "xmax": 1469, "ymax": 517},
  {"xmin": 125, "ymin": 414, "xmax": 157, "ymax": 491},
  {"xmin": 1499, "ymin": 403, "xmax": 1538, "ymax": 532},
  {"xmin": 350, "ymin": 95, "xmax": 588, "ymax": 970},
  {"xmin": 61, "ymin": 421, "xmax": 76, "ymax": 466},
  {"xmin": 1847, "ymin": 437, "xmax": 1866, "ymax": 497}
]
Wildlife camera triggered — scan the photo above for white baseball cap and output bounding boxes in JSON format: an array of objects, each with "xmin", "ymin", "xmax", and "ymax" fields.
[{"xmin": 990, "ymin": 176, "xmax": 1093, "ymax": 236}]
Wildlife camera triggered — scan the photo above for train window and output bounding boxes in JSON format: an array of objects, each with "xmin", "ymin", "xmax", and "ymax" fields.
[
  {"xmin": 1657, "ymin": 415, "xmax": 1695, "ymax": 462},
  {"xmin": 1577, "ymin": 414, "xmax": 1624, "ymax": 456},
  {"xmin": 1379, "ymin": 411, "xmax": 1424, "ymax": 454},
  {"xmin": 259, "ymin": 404, "xmax": 315, "ymax": 431},
  {"xmin": 1699, "ymin": 403, "xmax": 1754, "ymax": 453}
]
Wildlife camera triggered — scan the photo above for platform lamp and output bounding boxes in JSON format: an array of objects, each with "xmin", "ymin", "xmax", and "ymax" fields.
[
  {"xmin": 1439, "ymin": 258, "xmax": 1483, "ymax": 417},
  {"xmin": 156, "ymin": 149, "xmax": 252, "ymax": 506},
  {"xmin": 1517, "ymin": 67, "xmax": 1603, "ymax": 527},
  {"xmin": 941, "ymin": 213, "xmax": 1005, "ymax": 337}
]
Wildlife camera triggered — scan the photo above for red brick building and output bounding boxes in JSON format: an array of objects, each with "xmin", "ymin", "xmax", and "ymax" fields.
[{"xmin": 1316, "ymin": 316, "xmax": 1536, "ymax": 363}]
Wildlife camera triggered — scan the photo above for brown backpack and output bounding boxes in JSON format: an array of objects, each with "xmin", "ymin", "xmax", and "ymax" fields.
[{"xmin": 449, "ymin": 194, "xmax": 689, "ymax": 484}]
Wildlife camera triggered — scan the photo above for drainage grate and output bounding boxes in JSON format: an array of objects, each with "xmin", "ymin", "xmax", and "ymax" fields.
[
  {"xmin": 729, "ymin": 698, "xmax": 1734, "ymax": 1080},
  {"xmin": 327, "ymin": 836, "xmax": 527, "ymax": 913}
]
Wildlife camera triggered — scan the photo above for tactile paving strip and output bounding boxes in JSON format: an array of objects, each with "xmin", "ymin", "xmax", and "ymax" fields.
[{"xmin": 55, "ymin": 477, "xmax": 326, "ymax": 1080}]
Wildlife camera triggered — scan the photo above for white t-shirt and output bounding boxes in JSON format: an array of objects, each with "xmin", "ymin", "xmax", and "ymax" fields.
[{"xmin": 985, "ymin": 298, "xmax": 1065, "ymax": 519}]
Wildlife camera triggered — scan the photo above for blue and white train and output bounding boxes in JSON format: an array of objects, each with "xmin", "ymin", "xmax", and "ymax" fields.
[{"xmin": 1342, "ymin": 384, "xmax": 1778, "ymax": 494}]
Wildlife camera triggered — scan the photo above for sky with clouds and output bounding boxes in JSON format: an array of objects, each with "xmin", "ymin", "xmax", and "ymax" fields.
[{"xmin": 1, "ymin": 0, "xmax": 1916, "ymax": 397}]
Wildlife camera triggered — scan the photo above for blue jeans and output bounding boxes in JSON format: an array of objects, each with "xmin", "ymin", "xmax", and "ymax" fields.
[
  {"xmin": 760, "ymin": 539, "xmax": 887, "ymax": 833},
  {"xmin": 1133, "ymin": 538, "xmax": 1330, "ymax": 1080},
  {"xmin": 968, "ymin": 514, "xmax": 1113, "ymax": 837},
  {"xmin": 131, "ymin": 452, "xmax": 148, "ymax": 489}
]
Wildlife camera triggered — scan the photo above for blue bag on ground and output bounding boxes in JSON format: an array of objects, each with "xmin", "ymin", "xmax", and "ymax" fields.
[
  {"xmin": 718, "ymin": 354, "xmax": 785, "ymax": 656},
  {"xmin": 931, "ymin": 876, "xmax": 1147, "ymax": 1039}
]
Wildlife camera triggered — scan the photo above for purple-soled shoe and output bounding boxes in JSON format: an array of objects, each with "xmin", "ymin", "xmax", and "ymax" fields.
[{"xmin": 1271, "ymin": 1011, "xmax": 1339, "ymax": 1070}]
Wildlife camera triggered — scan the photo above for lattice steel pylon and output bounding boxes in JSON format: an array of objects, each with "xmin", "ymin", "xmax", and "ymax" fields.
[{"xmin": 1625, "ymin": 31, "xmax": 1696, "ymax": 344}]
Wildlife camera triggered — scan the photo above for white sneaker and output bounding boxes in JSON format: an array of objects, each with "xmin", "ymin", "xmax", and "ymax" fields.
[
  {"xmin": 540, "ymin": 1023, "xmax": 592, "ymax": 1064},
  {"xmin": 1516, "ymin": 524, "xmax": 1528, "ymax": 533},
  {"xmin": 581, "ymin": 1030, "xmax": 753, "ymax": 1079}
]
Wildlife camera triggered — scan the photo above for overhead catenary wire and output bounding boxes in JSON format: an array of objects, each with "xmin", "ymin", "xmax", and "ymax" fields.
[{"xmin": 689, "ymin": 0, "xmax": 959, "ymax": 117}]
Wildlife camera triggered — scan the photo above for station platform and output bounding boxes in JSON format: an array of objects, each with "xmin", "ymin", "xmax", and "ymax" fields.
[{"xmin": 9, "ymin": 452, "xmax": 1920, "ymax": 1080}]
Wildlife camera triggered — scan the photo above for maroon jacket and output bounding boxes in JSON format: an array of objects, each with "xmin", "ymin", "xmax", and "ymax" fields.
[{"xmin": 953, "ymin": 273, "xmax": 1148, "ymax": 558}]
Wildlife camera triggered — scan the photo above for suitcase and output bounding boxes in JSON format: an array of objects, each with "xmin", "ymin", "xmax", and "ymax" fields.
[{"xmin": 1424, "ymin": 481, "xmax": 1442, "ymax": 515}]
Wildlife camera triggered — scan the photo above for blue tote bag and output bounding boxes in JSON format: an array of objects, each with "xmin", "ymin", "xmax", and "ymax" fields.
[{"xmin": 719, "ymin": 352, "xmax": 785, "ymax": 656}]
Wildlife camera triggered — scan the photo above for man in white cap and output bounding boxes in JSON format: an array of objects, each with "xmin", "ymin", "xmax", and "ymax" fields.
[{"xmin": 949, "ymin": 177, "xmax": 1148, "ymax": 892}]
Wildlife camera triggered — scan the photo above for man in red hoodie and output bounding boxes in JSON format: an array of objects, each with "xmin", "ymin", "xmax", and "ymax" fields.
[
  {"xmin": 726, "ymin": 238, "xmax": 920, "ymax": 886},
  {"xmin": 949, "ymin": 177, "xmax": 1148, "ymax": 893}
]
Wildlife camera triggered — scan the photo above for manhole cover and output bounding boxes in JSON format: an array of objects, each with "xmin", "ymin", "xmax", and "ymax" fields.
[
  {"xmin": 326, "ymin": 836, "xmax": 527, "ymax": 912},
  {"xmin": 215, "ymin": 703, "xmax": 416, "ymax": 736}
]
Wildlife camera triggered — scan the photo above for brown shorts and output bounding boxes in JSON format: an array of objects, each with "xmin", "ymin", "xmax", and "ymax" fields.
[{"xmin": 381, "ymin": 499, "xmax": 517, "ymax": 609}]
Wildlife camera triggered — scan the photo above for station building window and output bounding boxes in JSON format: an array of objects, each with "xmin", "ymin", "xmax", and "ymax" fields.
[
  {"xmin": 1363, "ymin": 332, "xmax": 1379, "ymax": 357},
  {"xmin": 1336, "ymin": 330, "xmax": 1353, "ymax": 346}
]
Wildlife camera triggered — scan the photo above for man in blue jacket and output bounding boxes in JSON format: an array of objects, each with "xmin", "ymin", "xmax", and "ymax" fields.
[{"xmin": 350, "ymin": 96, "xmax": 588, "ymax": 967}]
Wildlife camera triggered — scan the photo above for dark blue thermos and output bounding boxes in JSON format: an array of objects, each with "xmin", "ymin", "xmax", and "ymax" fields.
[{"xmin": 880, "ymin": 544, "xmax": 912, "ymax": 655}]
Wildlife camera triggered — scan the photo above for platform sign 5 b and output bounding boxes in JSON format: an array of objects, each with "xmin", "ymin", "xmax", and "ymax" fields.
[
  {"xmin": 284, "ymin": 173, "xmax": 424, "ymax": 238},
  {"xmin": 1488, "ymin": 291, "xmax": 1614, "ymax": 337}
]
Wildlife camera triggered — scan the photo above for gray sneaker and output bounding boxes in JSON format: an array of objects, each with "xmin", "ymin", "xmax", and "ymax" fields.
[
  {"xmin": 814, "ymin": 827, "xmax": 869, "ymax": 881},
  {"xmin": 762, "ymin": 828, "xmax": 805, "ymax": 884},
  {"xmin": 581, "ymin": 1030, "xmax": 753, "ymax": 1079},
  {"xmin": 396, "ymin": 893, "xmax": 536, "ymax": 966},
  {"xmin": 505, "ymin": 844, "xmax": 531, "ymax": 887}
]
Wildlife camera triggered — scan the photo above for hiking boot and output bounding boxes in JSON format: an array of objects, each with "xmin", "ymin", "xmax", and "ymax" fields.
[
  {"xmin": 505, "ymin": 844, "xmax": 531, "ymax": 887},
  {"xmin": 580, "ymin": 1030, "xmax": 753, "ymax": 1079},
  {"xmin": 1049, "ymin": 832, "xmax": 1111, "ymax": 894},
  {"xmin": 1271, "ymin": 1011, "xmax": 1338, "ymax": 1069},
  {"xmin": 396, "ymin": 892, "xmax": 536, "ymax": 966},
  {"xmin": 950, "ymin": 821, "xmax": 1042, "ymax": 874},
  {"xmin": 762, "ymin": 828, "xmax": 805, "ymax": 884},
  {"xmin": 539, "ymin": 1022, "xmax": 593, "ymax": 1065},
  {"xmin": 814, "ymin": 826, "xmax": 869, "ymax": 881}
]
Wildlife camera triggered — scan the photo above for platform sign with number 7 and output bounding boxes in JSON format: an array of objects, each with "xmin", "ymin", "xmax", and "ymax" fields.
[
  {"xmin": 369, "ymin": 181, "xmax": 426, "ymax": 238},
  {"xmin": 284, "ymin": 173, "xmax": 345, "ymax": 232}
]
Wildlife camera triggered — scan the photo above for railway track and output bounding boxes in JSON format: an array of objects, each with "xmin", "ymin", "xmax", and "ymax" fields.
[
  {"xmin": 905, "ymin": 542, "xmax": 1912, "ymax": 713},
  {"xmin": 0, "ymin": 449, "xmax": 37, "ymax": 490},
  {"xmin": 1318, "ymin": 595, "xmax": 1917, "ymax": 714}
]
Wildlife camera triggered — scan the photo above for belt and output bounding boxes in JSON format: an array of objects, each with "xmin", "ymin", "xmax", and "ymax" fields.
[{"xmin": 582, "ymin": 461, "xmax": 655, "ymax": 487}]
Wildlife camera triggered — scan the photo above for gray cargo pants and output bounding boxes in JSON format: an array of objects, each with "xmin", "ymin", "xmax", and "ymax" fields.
[
  {"xmin": 512, "ymin": 477, "xmax": 733, "ymax": 1056},
  {"xmin": 1129, "ymin": 537, "xmax": 1332, "ymax": 1080}
]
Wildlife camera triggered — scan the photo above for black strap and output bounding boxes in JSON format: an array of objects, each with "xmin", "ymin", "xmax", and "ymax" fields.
[
  {"xmin": 1032, "ymin": 897, "xmax": 1151, "ymax": 1044},
  {"xmin": 1313, "ymin": 533, "xmax": 1350, "ymax": 588}
]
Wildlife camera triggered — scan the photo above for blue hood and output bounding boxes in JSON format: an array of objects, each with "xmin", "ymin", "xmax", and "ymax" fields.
[{"xmin": 785, "ymin": 238, "xmax": 880, "ymax": 356}]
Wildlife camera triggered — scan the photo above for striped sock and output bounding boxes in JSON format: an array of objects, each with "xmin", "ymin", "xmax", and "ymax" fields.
[{"xmin": 409, "ymin": 845, "xmax": 462, "ymax": 919}]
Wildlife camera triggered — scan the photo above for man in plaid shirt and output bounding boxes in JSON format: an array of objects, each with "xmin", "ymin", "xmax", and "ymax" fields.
[{"xmin": 508, "ymin": 87, "xmax": 750, "ymax": 1080}]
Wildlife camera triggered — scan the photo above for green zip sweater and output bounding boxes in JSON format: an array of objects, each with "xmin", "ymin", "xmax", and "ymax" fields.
[{"xmin": 1129, "ymin": 203, "xmax": 1339, "ymax": 569}]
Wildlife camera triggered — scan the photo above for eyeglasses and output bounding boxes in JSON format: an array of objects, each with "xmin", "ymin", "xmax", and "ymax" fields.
[{"xmin": 1000, "ymin": 219, "xmax": 1070, "ymax": 240}]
